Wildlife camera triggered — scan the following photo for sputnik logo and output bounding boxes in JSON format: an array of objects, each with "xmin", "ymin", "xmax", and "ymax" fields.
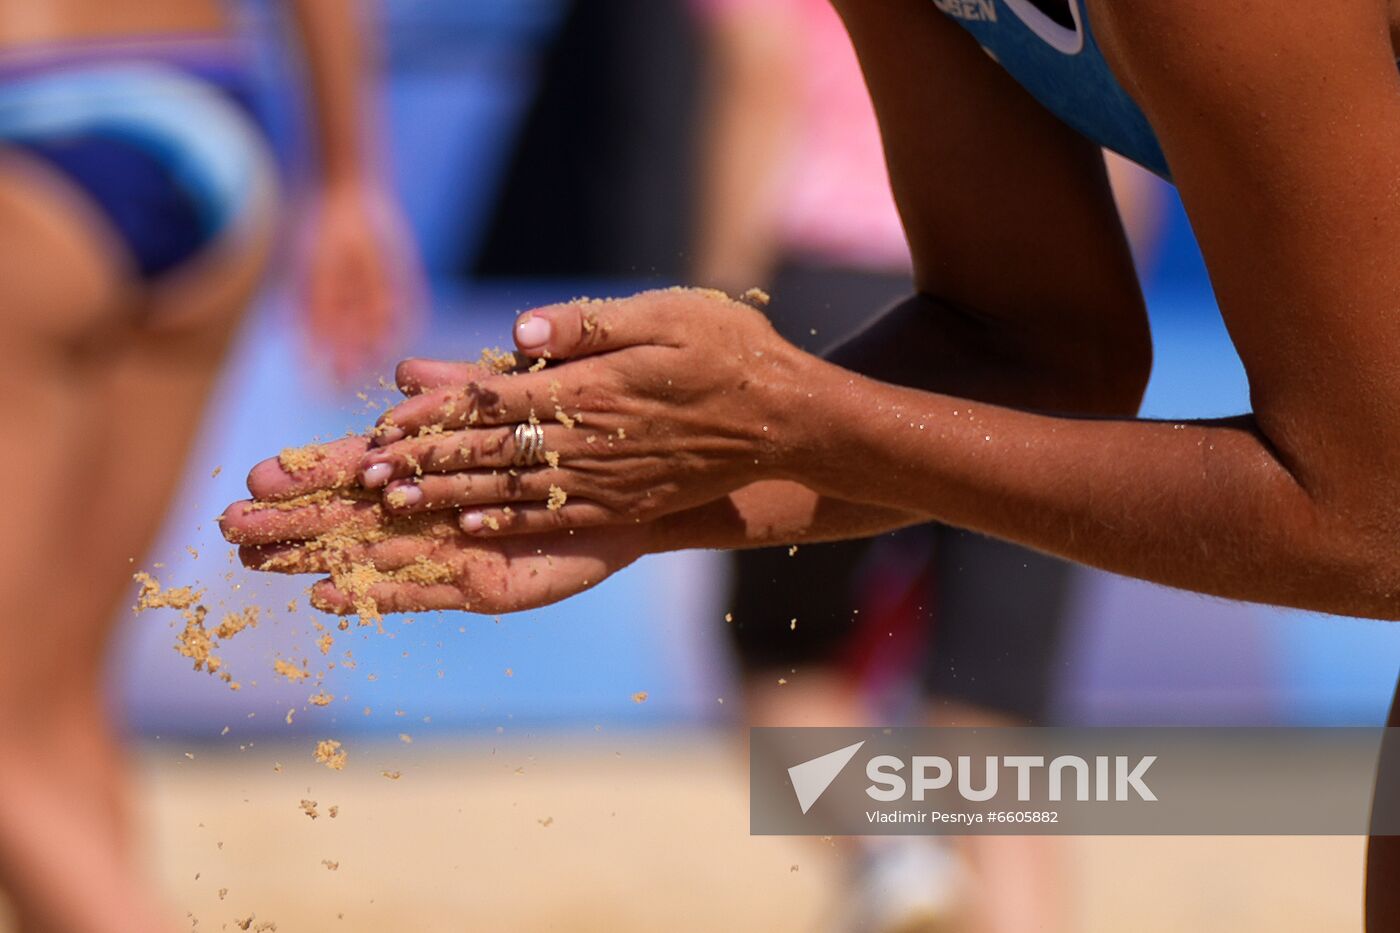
[{"xmin": 788, "ymin": 741, "xmax": 866, "ymax": 814}]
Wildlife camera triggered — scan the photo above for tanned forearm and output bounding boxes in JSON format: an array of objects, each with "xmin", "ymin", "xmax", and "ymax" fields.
[
  {"xmin": 653, "ymin": 291, "xmax": 1150, "ymax": 558},
  {"xmin": 656, "ymin": 358, "xmax": 1398, "ymax": 618},
  {"xmin": 641, "ymin": 284, "xmax": 1399, "ymax": 618},
  {"xmin": 798, "ymin": 363, "xmax": 1396, "ymax": 619},
  {"xmin": 289, "ymin": 0, "xmax": 379, "ymax": 184}
]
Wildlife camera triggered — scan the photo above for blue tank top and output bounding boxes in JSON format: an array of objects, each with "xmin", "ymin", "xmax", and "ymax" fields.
[{"xmin": 931, "ymin": 0, "xmax": 1170, "ymax": 179}]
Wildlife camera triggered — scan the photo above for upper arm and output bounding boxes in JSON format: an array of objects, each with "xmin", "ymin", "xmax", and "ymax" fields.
[
  {"xmin": 1089, "ymin": 0, "xmax": 1400, "ymax": 505},
  {"xmin": 830, "ymin": 0, "xmax": 1147, "ymax": 358}
]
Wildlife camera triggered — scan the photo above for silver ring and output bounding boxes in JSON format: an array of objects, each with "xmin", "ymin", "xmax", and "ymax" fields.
[{"xmin": 512, "ymin": 422, "xmax": 546, "ymax": 467}]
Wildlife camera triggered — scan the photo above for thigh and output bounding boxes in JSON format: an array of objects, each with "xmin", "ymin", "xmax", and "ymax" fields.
[
  {"xmin": 0, "ymin": 154, "xmax": 134, "ymax": 697},
  {"xmin": 86, "ymin": 204, "xmax": 275, "ymax": 615},
  {"xmin": 0, "ymin": 146, "xmax": 273, "ymax": 679},
  {"xmin": 923, "ymin": 526, "xmax": 1078, "ymax": 724},
  {"xmin": 726, "ymin": 535, "xmax": 878, "ymax": 674},
  {"xmin": 832, "ymin": 0, "xmax": 1148, "ymax": 356},
  {"xmin": 0, "ymin": 153, "xmax": 130, "ymax": 541}
]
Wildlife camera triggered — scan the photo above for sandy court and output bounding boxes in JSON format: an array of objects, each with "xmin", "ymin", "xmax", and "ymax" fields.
[{"xmin": 0, "ymin": 731, "xmax": 1367, "ymax": 932}]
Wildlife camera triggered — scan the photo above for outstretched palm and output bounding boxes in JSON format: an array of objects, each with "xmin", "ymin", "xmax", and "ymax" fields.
[{"xmin": 222, "ymin": 436, "xmax": 648, "ymax": 616}]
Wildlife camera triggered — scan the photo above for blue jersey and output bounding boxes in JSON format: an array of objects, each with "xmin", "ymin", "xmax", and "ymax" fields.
[{"xmin": 931, "ymin": 0, "xmax": 1170, "ymax": 178}]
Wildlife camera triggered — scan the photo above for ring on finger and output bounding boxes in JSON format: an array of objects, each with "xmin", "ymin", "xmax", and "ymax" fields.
[{"xmin": 512, "ymin": 422, "xmax": 547, "ymax": 467}]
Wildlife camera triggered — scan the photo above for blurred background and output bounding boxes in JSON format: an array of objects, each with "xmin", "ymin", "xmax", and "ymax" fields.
[
  {"xmin": 121, "ymin": 0, "xmax": 1397, "ymax": 740},
  {"xmin": 4, "ymin": 0, "xmax": 1396, "ymax": 931}
]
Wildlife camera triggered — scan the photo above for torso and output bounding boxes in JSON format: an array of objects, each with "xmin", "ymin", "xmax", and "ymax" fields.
[{"xmin": 0, "ymin": 0, "xmax": 230, "ymax": 50}]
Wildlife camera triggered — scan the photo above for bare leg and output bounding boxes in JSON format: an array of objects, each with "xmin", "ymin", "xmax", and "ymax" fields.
[
  {"xmin": 928, "ymin": 699, "xmax": 1072, "ymax": 933},
  {"xmin": 744, "ymin": 667, "xmax": 868, "ymax": 730},
  {"xmin": 744, "ymin": 670, "xmax": 966, "ymax": 932},
  {"xmin": 0, "ymin": 155, "xmax": 271, "ymax": 933}
]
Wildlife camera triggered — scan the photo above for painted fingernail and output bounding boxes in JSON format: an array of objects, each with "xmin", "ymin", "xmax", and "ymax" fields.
[
  {"xmin": 385, "ymin": 482, "xmax": 422, "ymax": 508},
  {"xmin": 375, "ymin": 425, "xmax": 405, "ymax": 445},
  {"xmin": 362, "ymin": 462, "xmax": 394, "ymax": 488},
  {"xmin": 461, "ymin": 510, "xmax": 485, "ymax": 532},
  {"xmin": 516, "ymin": 315, "xmax": 551, "ymax": 350}
]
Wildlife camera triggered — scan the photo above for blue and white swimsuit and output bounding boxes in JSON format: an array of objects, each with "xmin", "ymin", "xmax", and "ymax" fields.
[
  {"xmin": 0, "ymin": 36, "xmax": 274, "ymax": 279},
  {"xmin": 932, "ymin": 0, "xmax": 1170, "ymax": 178}
]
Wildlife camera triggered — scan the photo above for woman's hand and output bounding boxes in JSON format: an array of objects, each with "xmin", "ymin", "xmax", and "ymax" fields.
[
  {"xmin": 238, "ymin": 359, "xmax": 498, "ymax": 503},
  {"xmin": 221, "ymin": 354, "xmax": 652, "ymax": 616},
  {"xmin": 220, "ymin": 487, "xmax": 651, "ymax": 616},
  {"xmin": 298, "ymin": 176, "xmax": 422, "ymax": 384},
  {"xmin": 218, "ymin": 287, "xmax": 830, "ymax": 617},
  {"xmin": 355, "ymin": 288, "xmax": 821, "ymax": 535}
]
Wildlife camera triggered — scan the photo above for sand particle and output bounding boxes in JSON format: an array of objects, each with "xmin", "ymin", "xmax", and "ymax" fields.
[
  {"xmin": 278, "ymin": 444, "xmax": 325, "ymax": 473},
  {"xmin": 314, "ymin": 740, "xmax": 347, "ymax": 771}
]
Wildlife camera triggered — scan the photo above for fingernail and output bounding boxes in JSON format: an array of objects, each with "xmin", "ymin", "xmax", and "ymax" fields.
[
  {"xmin": 461, "ymin": 510, "xmax": 485, "ymax": 532},
  {"xmin": 386, "ymin": 482, "xmax": 422, "ymax": 508},
  {"xmin": 376, "ymin": 425, "xmax": 405, "ymax": 445},
  {"xmin": 516, "ymin": 315, "xmax": 551, "ymax": 350},
  {"xmin": 362, "ymin": 462, "xmax": 394, "ymax": 488}
]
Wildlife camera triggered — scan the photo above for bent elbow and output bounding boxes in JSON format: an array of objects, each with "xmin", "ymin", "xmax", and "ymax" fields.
[{"xmin": 1304, "ymin": 508, "xmax": 1400, "ymax": 621}]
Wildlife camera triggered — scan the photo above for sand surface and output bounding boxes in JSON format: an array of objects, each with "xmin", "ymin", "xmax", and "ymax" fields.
[{"xmin": 0, "ymin": 731, "xmax": 1366, "ymax": 931}]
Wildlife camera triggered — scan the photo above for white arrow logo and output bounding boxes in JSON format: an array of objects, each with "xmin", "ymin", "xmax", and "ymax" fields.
[{"xmin": 788, "ymin": 741, "xmax": 866, "ymax": 814}]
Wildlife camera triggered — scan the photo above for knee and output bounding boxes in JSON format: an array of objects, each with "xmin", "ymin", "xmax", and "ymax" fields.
[
  {"xmin": 985, "ymin": 299, "xmax": 1154, "ymax": 417},
  {"xmin": 1061, "ymin": 319, "xmax": 1154, "ymax": 416}
]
